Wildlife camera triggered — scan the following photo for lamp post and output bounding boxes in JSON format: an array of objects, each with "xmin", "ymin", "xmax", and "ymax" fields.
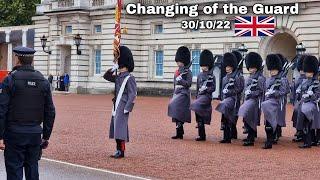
[
  {"xmin": 40, "ymin": 35, "xmax": 52, "ymax": 54},
  {"xmin": 238, "ymin": 43, "xmax": 248, "ymax": 59},
  {"xmin": 74, "ymin": 34, "xmax": 82, "ymax": 55},
  {"xmin": 296, "ymin": 43, "xmax": 306, "ymax": 55}
]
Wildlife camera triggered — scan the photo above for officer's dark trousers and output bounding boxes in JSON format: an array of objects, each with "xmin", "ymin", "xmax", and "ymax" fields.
[
  {"xmin": 4, "ymin": 131, "xmax": 41, "ymax": 180},
  {"xmin": 221, "ymin": 115, "xmax": 231, "ymax": 141},
  {"xmin": 196, "ymin": 114, "xmax": 206, "ymax": 139},
  {"xmin": 115, "ymin": 139, "xmax": 125, "ymax": 152},
  {"xmin": 244, "ymin": 122, "xmax": 255, "ymax": 143}
]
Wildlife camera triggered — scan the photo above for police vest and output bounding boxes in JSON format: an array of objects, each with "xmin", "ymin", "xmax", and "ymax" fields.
[{"xmin": 7, "ymin": 69, "xmax": 46, "ymax": 124}]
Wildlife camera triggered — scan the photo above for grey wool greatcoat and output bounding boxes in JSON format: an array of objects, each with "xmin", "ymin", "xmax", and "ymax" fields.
[
  {"xmin": 291, "ymin": 74, "xmax": 306, "ymax": 128},
  {"xmin": 261, "ymin": 74, "xmax": 290, "ymax": 132},
  {"xmin": 238, "ymin": 72, "xmax": 266, "ymax": 131},
  {"xmin": 103, "ymin": 70, "xmax": 137, "ymax": 142},
  {"xmin": 168, "ymin": 68, "xmax": 193, "ymax": 123},
  {"xmin": 190, "ymin": 71, "xmax": 216, "ymax": 125},
  {"xmin": 296, "ymin": 78, "xmax": 320, "ymax": 130},
  {"xmin": 215, "ymin": 71, "xmax": 243, "ymax": 124}
]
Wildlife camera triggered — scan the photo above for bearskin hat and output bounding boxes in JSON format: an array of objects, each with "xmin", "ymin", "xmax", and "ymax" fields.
[
  {"xmin": 223, "ymin": 52, "xmax": 238, "ymax": 70},
  {"xmin": 200, "ymin": 49, "xmax": 214, "ymax": 69},
  {"xmin": 232, "ymin": 50, "xmax": 243, "ymax": 69},
  {"xmin": 303, "ymin": 55, "xmax": 319, "ymax": 74},
  {"xmin": 245, "ymin": 52, "xmax": 263, "ymax": 70},
  {"xmin": 175, "ymin": 46, "xmax": 191, "ymax": 66},
  {"xmin": 118, "ymin": 46, "xmax": 134, "ymax": 72},
  {"xmin": 266, "ymin": 54, "xmax": 282, "ymax": 71},
  {"xmin": 276, "ymin": 54, "xmax": 287, "ymax": 69}
]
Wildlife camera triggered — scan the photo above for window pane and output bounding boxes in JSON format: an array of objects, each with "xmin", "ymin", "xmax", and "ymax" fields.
[
  {"xmin": 95, "ymin": 50, "xmax": 101, "ymax": 74},
  {"xmin": 191, "ymin": 50, "xmax": 200, "ymax": 77},
  {"xmin": 95, "ymin": 25, "xmax": 102, "ymax": 33},
  {"xmin": 65, "ymin": 26, "xmax": 72, "ymax": 34},
  {"xmin": 155, "ymin": 51, "xmax": 163, "ymax": 77},
  {"xmin": 154, "ymin": 24, "xmax": 163, "ymax": 34}
]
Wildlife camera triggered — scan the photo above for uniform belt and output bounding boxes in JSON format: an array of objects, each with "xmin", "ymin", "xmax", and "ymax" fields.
[{"xmin": 175, "ymin": 85, "xmax": 184, "ymax": 89}]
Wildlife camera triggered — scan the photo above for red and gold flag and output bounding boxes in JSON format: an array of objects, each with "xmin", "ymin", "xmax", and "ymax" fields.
[{"xmin": 113, "ymin": 0, "xmax": 122, "ymax": 64}]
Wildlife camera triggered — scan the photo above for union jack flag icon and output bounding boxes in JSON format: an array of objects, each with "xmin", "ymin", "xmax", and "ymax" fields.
[{"xmin": 235, "ymin": 16, "xmax": 275, "ymax": 37}]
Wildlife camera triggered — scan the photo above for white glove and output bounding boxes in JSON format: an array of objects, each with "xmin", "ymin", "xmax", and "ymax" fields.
[
  {"xmin": 124, "ymin": 110, "xmax": 129, "ymax": 114},
  {"xmin": 296, "ymin": 89, "xmax": 301, "ymax": 94},
  {"xmin": 111, "ymin": 64, "xmax": 119, "ymax": 72},
  {"xmin": 223, "ymin": 89, "xmax": 228, "ymax": 94},
  {"xmin": 265, "ymin": 90, "xmax": 275, "ymax": 96},
  {"xmin": 302, "ymin": 94, "xmax": 310, "ymax": 99},
  {"xmin": 199, "ymin": 86, "xmax": 207, "ymax": 92},
  {"xmin": 176, "ymin": 75, "xmax": 183, "ymax": 82},
  {"xmin": 245, "ymin": 90, "xmax": 251, "ymax": 96},
  {"xmin": 307, "ymin": 91, "xmax": 314, "ymax": 96}
]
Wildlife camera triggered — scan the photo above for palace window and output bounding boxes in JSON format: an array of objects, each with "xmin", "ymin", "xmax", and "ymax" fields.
[
  {"xmin": 154, "ymin": 24, "xmax": 163, "ymax": 34},
  {"xmin": 191, "ymin": 49, "xmax": 201, "ymax": 77},
  {"xmin": 94, "ymin": 25, "xmax": 102, "ymax": 33},
  {"xmin": 65, "ymin": 25, "xmax": 72, "ymax": 34},
  {"xmin": 94, "ymin": 49, "xmax": 102, "ymax": 74},
  {"xmin": 155, "ymin": 50, "xmax": 164, "ymax": 77}
]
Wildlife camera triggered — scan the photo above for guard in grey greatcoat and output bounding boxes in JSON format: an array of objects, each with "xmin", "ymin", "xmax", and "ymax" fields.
[
  {"xmin": 261, "ymin": 54, "xmax": 290, "ymax": 149},
  {"xmin": 239, "ymin": 52, "xmax": 265, "ymax": 146},
  {"xmin": 230, "ymin": 50, "xmax": 245, "ymax": 139},
  {"xmin": 291, "ymin": 55, "xmax": 307, "ymax": 142},
  {"xmin": 274, "ymin": 54, "xmax": 291, "ymax": 142},
  {"xmin": 168, "ymin": 46, "xmax": 193, "ymax": 140},
  {"xmin": 295, "ymin": 55, "xmax": 320, "ymax": 148},
  {"xmin": 190, "ymin": 50, "xmax": 216, "ymax": 141},
  {"xmin": 103, "ymin": 46, "xmax": 137, "ymax": 158},
  {"xmin": 216, "ymin": 53, "xmax": 243, "ymax": 143}
]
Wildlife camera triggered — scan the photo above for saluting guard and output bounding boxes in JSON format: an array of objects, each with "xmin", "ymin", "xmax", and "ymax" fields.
[{"xmin": 103, "ymin": 46, "xmax": 137, "ymax": 158}]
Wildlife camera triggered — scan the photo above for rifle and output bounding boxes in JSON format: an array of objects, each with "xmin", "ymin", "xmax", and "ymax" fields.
[
  {"xmin": 222, "ymin": 55, "xmax": 245, "ymax": 94},
  {"xmin": 178, "ymin": 55, "xmax": 197, "ymax": 77},
  {"xmin": 198, "ymin": 56, "xmax": 218, "ymax": 94}
]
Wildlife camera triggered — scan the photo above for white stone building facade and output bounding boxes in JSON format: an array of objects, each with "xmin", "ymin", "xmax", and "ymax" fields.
[{"xmin": 32, "ymin": 0, "xmax": 320, "ymax": 94}]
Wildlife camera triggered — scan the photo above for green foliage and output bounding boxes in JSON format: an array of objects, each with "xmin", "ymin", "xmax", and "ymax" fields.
[{"xmin": 0, "ymin": 0, "xmax": 41, "ymax": 27}]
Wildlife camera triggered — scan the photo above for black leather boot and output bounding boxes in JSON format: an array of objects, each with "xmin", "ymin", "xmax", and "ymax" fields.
[
  {"xmin": 262, "ymin": 126, "xmax": 273, "ymax": 149},
  {"xmin": 172, "ymin": 122, "xmax": 184, "ymax": 139},
  {"xmin": 220, "ymin": 121, "xmax": 231, "ymax": 143},
  {"xmin": 231, "ymin": 124, "xmax": 238, "ymax": 139},
  {"xmin": 299, "ymin": 124, "xmax": 312, "ymax": 149},
  {"xmin": 243, "ymin": 127, "xmax": 255, "ymax": 146},
  {"xmin": 196, "ymin": 122, "xmax": 206, "ymax": 141},
  {"xmin": 111, "ymin": 140, "xmax": 125, "ymax": 158}
]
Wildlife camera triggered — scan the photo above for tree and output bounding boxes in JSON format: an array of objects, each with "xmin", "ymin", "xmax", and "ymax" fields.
[{"xmin": 0, "ymin": 0, "xmax": 41, "ymax": 27}]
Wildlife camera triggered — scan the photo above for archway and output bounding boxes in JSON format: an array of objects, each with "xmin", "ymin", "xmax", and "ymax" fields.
[{"xmin": 259, "ymin": 30, "xmax": 298, "ymax": 81}]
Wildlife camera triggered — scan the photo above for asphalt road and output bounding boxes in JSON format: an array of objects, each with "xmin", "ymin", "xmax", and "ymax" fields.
[{"xmin": 0, "ymin": 152, "xmax": 150, "ymax": 180}]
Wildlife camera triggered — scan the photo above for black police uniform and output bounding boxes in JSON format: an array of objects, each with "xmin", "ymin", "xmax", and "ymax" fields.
[{"xmin": 0, "ymin": 47, "xmax": 55, "ymax": 180}]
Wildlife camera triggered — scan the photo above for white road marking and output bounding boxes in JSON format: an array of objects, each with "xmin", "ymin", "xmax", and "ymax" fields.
[{"xmin": 42, "ymin": 158, "xmax": 151, "ymax": 180}]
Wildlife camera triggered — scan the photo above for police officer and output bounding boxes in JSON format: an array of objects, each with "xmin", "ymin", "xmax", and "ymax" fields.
[{"xmin": 0, "ymin": 46, "xmax": 56, "ymax": 180}]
